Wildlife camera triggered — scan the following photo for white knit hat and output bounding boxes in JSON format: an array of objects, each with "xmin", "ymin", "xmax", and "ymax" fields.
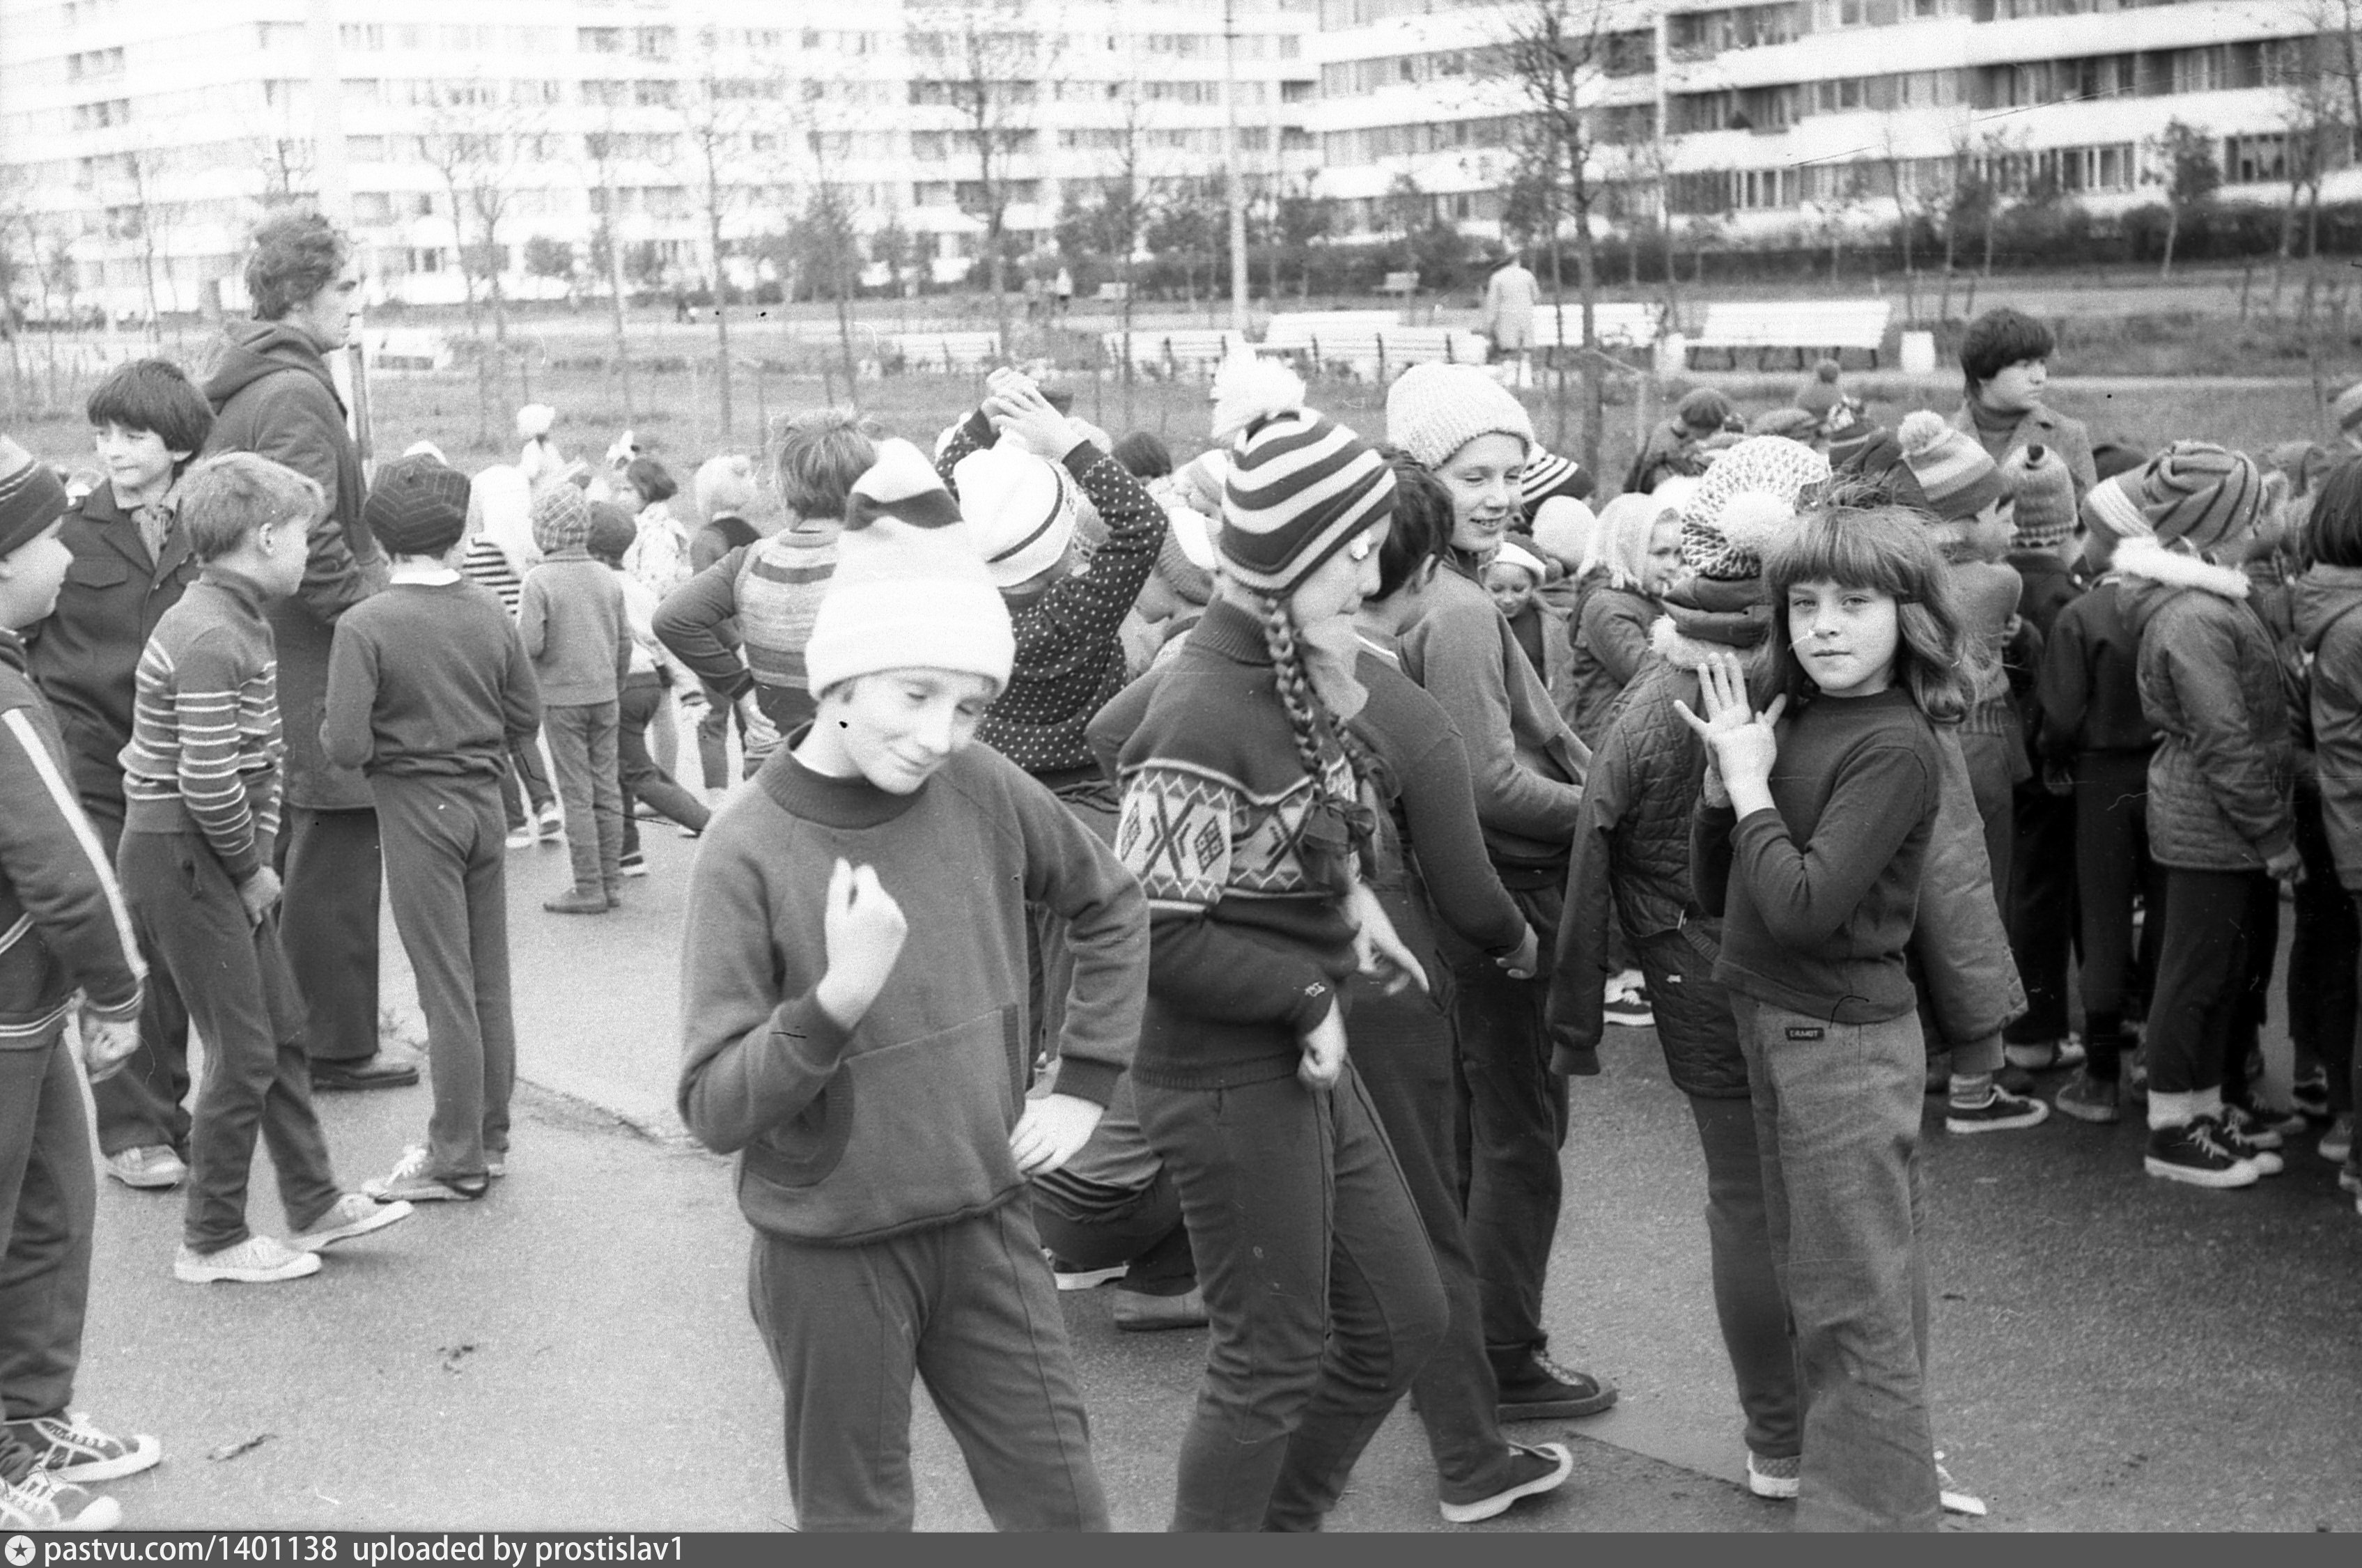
[
  {"xmin": 1491, "ymin": 539, "xmax": 1548, "ymax": 583},
  {"xmin": 1528, "ymin": 497, "xmax": 1596, "ymax": 571},
  {"xmin": 805, "ymin": 440, "xmax": 1014, "ymax": 697},
  {"xmin": 952, "ymin": 443, "xmax": 1078, "ymax": 589},
  {"xmin": 1385, "ymin": 362, "xmax": 1537, "ymax": 470}
]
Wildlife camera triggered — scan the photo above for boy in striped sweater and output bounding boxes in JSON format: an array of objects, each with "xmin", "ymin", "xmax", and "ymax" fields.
[{"xmin": 117, "ymin": 453, "xmax": 412, "ymax": 1285}]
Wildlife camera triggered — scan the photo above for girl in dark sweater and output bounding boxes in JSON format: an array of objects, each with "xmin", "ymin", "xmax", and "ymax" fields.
[
  {"xmin": 1110, "ymin": 364, "xmax": 1446, "ymax": 1531},
  {"xmin": 1682, "ymin": 504, "xmax": 1972, "ymax": 1532}
]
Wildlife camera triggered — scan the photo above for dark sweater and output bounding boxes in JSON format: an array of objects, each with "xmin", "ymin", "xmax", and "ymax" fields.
[
  {"xmin": 676, "ymin": 740, "xmax": 1147, "ymax": 1245},
  {"xmin": 119, "ymin": 573, "xmax": 285, "ymax": 883},
  {"xmin": 1693, "ymin": 687, "xmax": 1940, "ymax": 1023},
  {"xmin": 320, "ymin": 579, "xmax": 543, "ymax": 782},
  {"xmin": 1101, "ymin": 598, "xmax": 1362, "ymax": 1089},
  {"xmin": 518, "ymin": 550, "xmax": 628, "ymax": 706}
]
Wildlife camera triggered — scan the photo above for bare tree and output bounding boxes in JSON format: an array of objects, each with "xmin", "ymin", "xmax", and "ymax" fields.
[
  {"xmin": 416, "ymin": 77, "xmax": 545, "ymax": 348},
  {"xmin": 1494, "ymin": 0, "xmax": 1617, "ymax": 471},
  {"xmin": 107, "ymin": 148, "xmax": 176, "ymax": 344},
  {"xmin": 251, "ymin": 133, "xmax": 316, "ymax": 209},
  {"xmin": 677, "ymin": 33, "xmax": 782, "ymax": 443},
  {"xmin": 580, "ymin": 109, "xmax": 638, "ymax": 420},
  {"xmin": 2149, "ymin": 118, "xmax": 2220, "ymax": 279},
  {"xmin": 906, "ymin": 1, "xmax": 1059, "ymax": 354}
]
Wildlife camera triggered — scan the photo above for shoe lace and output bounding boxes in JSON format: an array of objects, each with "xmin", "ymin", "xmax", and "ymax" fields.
[
  {"xmin": 4, "ymin": 1466, "xmax": 75, "ymax": 1523},
  {"xmin": 1523, "ymin": 1349, "xmax": 1593, "ymax": 1391},
  {"xmin": 2188, "ymin": 1117, "xmax": 2247, "ymax": 1162}
]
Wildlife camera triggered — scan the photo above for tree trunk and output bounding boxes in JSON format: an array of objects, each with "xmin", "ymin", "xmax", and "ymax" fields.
[
  {"xmin": 834, "ymin": 259, "xmax": 860, "ymax": 413},
  {"xmin": 603, "ymin": 218, "xmax": 634, "ymax": 421},
  {"xmin": 1546, "ymin": 221, "xmax": 1568, "ymax": 453},
  {"xmin": 2161, "ymin": 205, "xmax": 2178, "ymax": 279},
  {"xmin": 1119, "ymin": 245, "xmax": 1136, "ymax": 431},
  {"xmin": 1573, "ymin": 194, "xmax": 1603, "ymax": 481},
  {"xmin": 706, "ymin": 156, "xmax": 732, "ymax": 442}
]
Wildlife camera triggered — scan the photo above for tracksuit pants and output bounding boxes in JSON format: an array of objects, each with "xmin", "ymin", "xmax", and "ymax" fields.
[
  {"xmin": 277, "ymin": 805, "xmax": 382, "ymax": 1066},
  {"xmin": 79, "ymin": 797, "xmax": 192, "ymax": 1159},
  {"xmin": 0, "ymin": 1030, "xmax": 93, "ymax": 1422}
]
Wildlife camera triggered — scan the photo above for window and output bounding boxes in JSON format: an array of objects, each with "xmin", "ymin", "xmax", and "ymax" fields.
[
  {"xmin": 580, "ymin": 29, "xmax": 624, "ymax": 54},
  {"xmin": 65, "ymin": 47, "xmax": 124, "ymax": 81},
  {"xmin": 633, "ymin": 26, "xmax": 676, "ymax": 60},
  {"xmin": 582, "ymin": 79, "xmax": 628, "ymax": 107},
  {"xmin": 70, "ymin": 99, "xmax": 131, "ymax": 130},
  {"xmin": 341, "ymin": 23, "xmax": 384, "ymax": 50},
  {"xmin": 352, "ymin": 191, "xmax": 394, "ymax": 224},
  {"xmin": 633, "ymin": 79, "xmax": 677, "ymax": 107}
]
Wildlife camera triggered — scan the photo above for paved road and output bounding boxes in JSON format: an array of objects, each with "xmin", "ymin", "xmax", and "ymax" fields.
[{"xmin": 68, "ymin": 793, "xmax": 2362, "ymax": 1532}]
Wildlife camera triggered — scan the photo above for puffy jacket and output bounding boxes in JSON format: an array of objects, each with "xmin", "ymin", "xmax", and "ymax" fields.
[
  {"xmin": 24, "ymin": 483, "xmax": 199, "ymax": 812},
  {"xmin": 2118, "ymin": 538, "xmax": 2292, "ymax": 871},
  {"xmin": 202, "ymin": 318, "xmax": 384, "ymax": 811},
  {"xmin": 0, "ymin": 632, "xmax": 143, "ymax": 1048},
  {"xmin": 1564, "ymin": 583, "xmax": 1655, "ymax": 747},
  {"xmin": 2293, "ymin": 564, "xmax": 2362, "ymax": 890}
]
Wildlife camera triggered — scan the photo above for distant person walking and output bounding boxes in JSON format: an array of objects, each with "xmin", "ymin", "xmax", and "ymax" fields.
[{"xmin": 1482, "ymin": 255, "xmax": 1541, "ymax": 387}]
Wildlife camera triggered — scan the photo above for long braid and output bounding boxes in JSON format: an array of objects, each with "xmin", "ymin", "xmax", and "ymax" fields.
[{"xmin": 1255, "ymin": 592, "xmax": 1379, "ymax": 890}]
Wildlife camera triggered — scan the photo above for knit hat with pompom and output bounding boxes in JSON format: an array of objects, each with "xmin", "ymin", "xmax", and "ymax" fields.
[
  {"xmin": 1383, "ymin": 362, "xmax": 1536, "ymax": 472},
  {"xmin": 1897, "ymin": 410, "xmax": 2005, "ymax": 522},
  {"xmin": 1677, "ymin": 435, "xmax": 1831, "ymax": 582},
  {"xmin": 2003, "ymin": 442, "xmax": 2078, "ymax": 550},
  {"xmin": 1210, "ymin": 357, "xmax": 1394, "ymax": 596},
  {"xmin": 2127, "ymin": 441, "xmax": 2264, "ymax": 557}
]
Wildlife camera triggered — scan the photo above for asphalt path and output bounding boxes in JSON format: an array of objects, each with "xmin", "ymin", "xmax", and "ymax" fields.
[{"xmin": 65, "ymin": 786, "xmax": 2362, "ymax": 1532}]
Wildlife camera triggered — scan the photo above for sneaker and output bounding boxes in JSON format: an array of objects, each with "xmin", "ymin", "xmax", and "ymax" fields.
[
  {"xmin": 1936, "ymin": 1458, "xmax": 1987, "ymax": 1517},
  {"xmin": 677, "ymin": 823, "xmax": 703, "ymax": 839},
  {"xmin": 2339, "ymin": 1160, "xmax": 2362, "ymax": 1198},
  {"xmin": 1495, "ymin": 1349, "xmax": 1618, "ymax": 1421},
  {"xmin": 1110, "ymin": 1286, "xmax": 1209, "ymax": 1332},
  {"xmin": 2223, "ymin": 1097, "xmax": 2305, "ymax": 1147},
  {"xmin": 1438, "ymin": 1441, "xmax": 1574, "ymax": 1524},
  {"xmin": 1746, "ymin": 1450, "xmax": 1801, "ymax": 1500},
  {"xmin": 1046, "ymin": 1255, "xmax": 1128, "ymax": 1291},
  {"xmin": 0, "ymin": 1465, "xmax": 120, "ymax": 1529},
  {"xmin": 2052, "ymin": 1069, "xmax": 2122, "ymax": 1125},
  {"xmin": 1946, "ymin": 1085, "xmax": 2050, "ymax": 1135},
  {"xmin": 2143, "ymin": 1117, "xmax": 2261, "ymax": 1190},
  {"xmin": 534, "ymin": 804, "xmax": 564, "ymax": 843},
  {"xmin": 292, "ymin": 1192, "xmax": 417, "ymax": 1250},
  {"xmin": 103, "ymin": 1144, "xmax": 185, "ymax": 1190},
  {"xmin": 2003, "ymin": 1036, "xmax": 2085, "ymax": 1073},
  {"xmin": 485, "ymin": 1154, "xmax": 508, "ymax": 1179},
  {"xmin": 543, "ymin": 885, "xmax": 610, "ymax": 915},
  {"xmin": 2321, "ymin": 1112, "xmax": 2354, "ymax": 1165},
  {"xmin": 2126, "ymin": 1046, "xmax": 2149, "ymax": 1099},
  {"xmin": 504, "ymin": 825, "xmax": 537, "ymax": 850},
  {"xmin": 173, "ymin": 1234, "xmax": 323, "ymax": 1284},
  {"xmin": 1601, "ymin": 983, "xmax": 1654, "ymax": 1029},
  {"xmin": 619, "ymin": 853, "xmax": 648, "ymax": 878},
  {"xmin": 6, "ymin": 1413, "xmax": 160, "ymax": 1484},
  {"xmin": 2291, "ymin": 1068, "xmax": 2333, "ymax": 1124},
  {"xmin": 362, "ymin": 1146, "xmax": 487, "ymax": 1204},
  {"xmin": 2212, "ymin": 1114, "xmax": 2285, "ymax": 1177}
]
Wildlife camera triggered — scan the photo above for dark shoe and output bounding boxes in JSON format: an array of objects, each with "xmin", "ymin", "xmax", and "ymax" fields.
[
  {"xmin": 310, "ymin": 1055, "xmax": 420, "ymax": 1092},
  {"xmin": 1601, "ymin": 982, "xmax": 1654, "ymax": 1029},
  {"xmin": 2290, "ymin": 1068, "xmax": 2332, "ymax": 1125},
  {"xmin": 1438, "ymin": 1441, "xmax": 1573, "ymax": 1523},
  {"xmin": 544, "ymin": 886, "xmax": 610, "ymax": 915},
  {"xmin": 1945, "ymin": 1084, "xmax": 2049, "ymax": 1135},
  {"xmin": 1110, "ymin": 1286, "xmax": 1208, "ymax": 1331},
  {"xmin": 2144, "ymin": 1117, "xmax": 2260, "ymax": 1189},
  {"xmin": 1494, "ymin": 1349, "xmax": 1617, "ymax": 1421},
  {"xmin": 619, "ymin": 853, "xmax": 648, "ymax": 878}
]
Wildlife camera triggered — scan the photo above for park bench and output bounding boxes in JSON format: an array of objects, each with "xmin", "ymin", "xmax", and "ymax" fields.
[
  {"xmin": 1261, "ymin": 320, "xmax": 1489, "ymax": 380},
  {"xmin": 1101, "ymin": 328, "xmax": 1248, "ymax": 378},
  {"xmin": 362, "ymin": 327, "xmax": 453, "ymax": 372},
  {"xmin": 1095, "ymin": 281, "xmax": 1131, "ymax": 302},
  {"xmin": 1521, "ymin": 301, "xmax": 1661, "ymax": 350},
  {"xmin": 885, "ymin": 329, "xmax": 1002, "ymax": 373},
  {"xmin": 1684, "ymin": 299, "xmax": 1892, "ymax": 370},
  {"xmin": 1380, "ymin": 270, "xmax": 1420, "ymax": 300}
]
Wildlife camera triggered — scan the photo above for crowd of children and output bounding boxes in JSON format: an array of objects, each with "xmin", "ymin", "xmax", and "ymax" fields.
[{"xmin": 1, "ymin": 262, "xmax": 2358, "ymax": 1536}]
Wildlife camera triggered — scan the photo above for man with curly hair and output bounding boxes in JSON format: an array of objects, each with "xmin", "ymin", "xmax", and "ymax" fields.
[{"xmin": 199, "ymin": 210, "xmax": 414, "ymax": 1092}]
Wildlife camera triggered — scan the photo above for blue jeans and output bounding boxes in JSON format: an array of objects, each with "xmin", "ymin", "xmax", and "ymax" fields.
[
  {"xmin": 1732, "ymin": 995, "xmax": 1939, "ymax": 1532},
  {"xmin": 1136, "ymin": 1061, "xmax": 1447, "ymax": 1531}
]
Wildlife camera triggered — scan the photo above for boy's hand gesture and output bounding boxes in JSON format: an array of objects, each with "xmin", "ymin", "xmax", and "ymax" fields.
[
  {"xmin": 1298, "ymin": 1001, "xmax": 1348, "ymax": 1092},
  {"xmin": 237, "ymin": 867, "xmax": 281, "ymax": 928},
  {"xmin": 1010, "ymin": 1092, "xmax": 1102, "ymax": 1176},
  {"xmin": 1347, "ymin": 880, "xmax": 1429, "ymax": 998},
  {"xmin": 814, "ymin": 860, "xmax": 908, "ymax": 1030},
  {"xmin": 77, "ymin": 1014, "xmax": 140, "ymax": 1084}
]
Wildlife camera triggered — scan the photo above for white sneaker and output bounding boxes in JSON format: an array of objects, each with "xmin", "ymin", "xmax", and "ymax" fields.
[
  {"xmin": 174, "ymin": 1234, "xmax": 321, "ymax": 1284},
  {"xmin": 534, "ymin": 804, "xmax": 565, "ymax": 843},
  {"xmin": 0, "ymin": 1464, "xmax": 120, "ymax": 1529},
  {"xmin": 1746, "ymin": 1450, "xmax": 1800, "ymax": 1500},
  {"xmin": 504, "ymin": 825, "xmax": 537, "ymax": 850},
  {"xmin": 1936, "ymin": 1457, "xmax": 1987, "ymax": 1516},
  {"xmin": 103, "ymin": 1145, "xmax": 186, "ymax": 1190},
  {"xmin": 5, "ymin": 1411, "xmax": 161, "ymax": 1483},
  {"xmin": 290, "ymin": 1193, "xmax": 415, "ymax": 1251}
]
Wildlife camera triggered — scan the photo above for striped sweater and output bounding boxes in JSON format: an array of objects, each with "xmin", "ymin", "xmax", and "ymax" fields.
[
  {"xmin": 119, "ymin": 573, "xmax": 285, "ymax": 883},
  {"xmin": 652, "ymin": 525, "xmax": 839, "ymax": 732}
]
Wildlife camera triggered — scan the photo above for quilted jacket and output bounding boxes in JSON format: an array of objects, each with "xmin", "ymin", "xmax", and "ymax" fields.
[
  {"xmin": 2293, "ymin": 564, "xmax": 2362, "ymax": 890},
  {"xmin": 2119, "ymin": 538, "xmax": 2292, "ymax": 872}
]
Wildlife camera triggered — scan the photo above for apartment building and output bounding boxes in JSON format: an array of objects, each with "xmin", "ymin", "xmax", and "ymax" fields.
[
  {"xmin": 0, "ymin": 0, "xmax": 1319, "ymax": 319},
  {"xmin": 1307, "ymin": 0, "xmax": 2353, "ymax": 244}
]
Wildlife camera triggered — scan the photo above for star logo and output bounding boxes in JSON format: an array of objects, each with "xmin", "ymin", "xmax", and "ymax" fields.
[{"xmin": 6, "ymin": 1533, "xmax": 36, "ymax": 1566}]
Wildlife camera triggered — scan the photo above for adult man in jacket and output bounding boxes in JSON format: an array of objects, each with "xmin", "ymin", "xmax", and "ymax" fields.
[{"xmin": 199, "ymin": 210, "xmax": 414, "ymax": 1091}]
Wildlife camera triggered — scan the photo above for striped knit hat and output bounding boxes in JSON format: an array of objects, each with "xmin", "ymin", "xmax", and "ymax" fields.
[
  {"xmin": 951, "ymin": 443, "xmax": 1077, "ymax": 589},
  {"xmin": 2336, "ymin": 381, "xmax": 2362, "ymax": 437},
  {"xmin": 805, "ymin": 439, "xmax": 1013, "ymax": 696},
  {"xmin": 1517, "ymin": 449, "xmax": 1592, "ymax": 512},
  {"xmin": 2080, "ymin": 472, "xmax": 2152, "ymax": 543},
  {"xmin": 0, "ymin": 437, "xmax": 70, "ymax": 559},
  {"xmin": 1679, "ymin": 435, "xmax": 1831, "ymax": 582},
  {"xmin": 530, "ymin": 482, "xmax": 593, "ymax": 554},
  {"xmin": 2128, "ymin": 441, "xmax": 2264, "ymax": 556},
  {"xmin": 2004, "ymin": 443, "xmax": 2078, "ymax": 550},
  {"xmin": 1384, "ymin": 362, "xmax": 1536, "ymax": 472},
  {"xmin": 1210, "ymin": 359, "xmax": 1394, "ymax": 596},
  {"xmin": 1897, "ymin": 410, "xmax": 2005, "ymax": 523}
]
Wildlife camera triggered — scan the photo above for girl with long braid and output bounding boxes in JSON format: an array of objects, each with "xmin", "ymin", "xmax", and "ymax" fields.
[{"xmin": 1105, "ymin": 362, "xmax": 1448, "ymax": 1531}]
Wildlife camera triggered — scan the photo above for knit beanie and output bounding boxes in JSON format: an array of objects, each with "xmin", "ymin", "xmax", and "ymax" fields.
[
  {"xmin": 0, "ymin": 437, "xmax": 70, "ymax": 559},
  {"xmin": 364, "ymin": 452, "xmax": 472, "ymax": 558},
  {"xmin": 951, "ymin": 443, "xmax": 1078, "ymax": 589},
  {"xmin": 1675, "ymin": 388, "xmax": 1734, "ymax": 435},
  {"xmin": 2129, "ymin": 441, "xmax": 2264, "ymax": 556},
  {"xmin": 531, "ymin": 483, "xmax": 592, "ymax": 554},
  {"xmin": 1747, "ymin": 407, "xmax": 1822, "ymax": 444},
  {"xmin": 585, "ymin": 502, "xmax": 638, "ymax": 566},
  {"xmin": 1529, "ymin": 495, "xmax": 1596, "ymax": 572},
  {"xmin": 2336, "ymin": 381, "xmax": 2362, "ymax": 437},
  {"xmin": 1678, "ymin": 436, "xmax": 1831, "ymax": 582},
  {"xmin": 2003, "ymin": 443, "xmax": 2077, "ymax": 550},
  {"xmin": 804, "ymin": 439, "xmax": 1014, "ymax": 697},
  {"xmin": 1384, "ymin": 362, "xmax": 1536, "ymax": 471},
  {"xmin": 1210, "ymin": 359, "xmax": 1394, "ymax": 596},
  {"xmin": 1794, "ymin": 359, "xmax": 1844, "ymax": 419},
  {"xmin": 2081, "ymin": 473, "xmax": 2152, "ymax": 543},
  {"xmin": 1897, "ymin": 410, "xmax": 2005, "ymax": 522},
  {"xmin": 1518, "ymin": 449, "xmax": 1593, "ymax": 511},
  {"xmin": 1491, "ymin": 538, "xmax": 1547, "ymax": 584}
]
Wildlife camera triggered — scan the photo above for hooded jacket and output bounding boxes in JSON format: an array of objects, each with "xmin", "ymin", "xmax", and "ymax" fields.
[
  {"xmin": 201, "ymin": 318, "xmax": 385, "ymax": 810},
  {"xmin": 1564, "ymin": 582, "xmax": 1655, "ymax": 748},
  {"xmin": 2292, "ymin": 563, "xmax": 2362, "ymax": 890},
  {"xmin": 2118, "ymin": 538, "xmax": 2292, "ymax": 871}
]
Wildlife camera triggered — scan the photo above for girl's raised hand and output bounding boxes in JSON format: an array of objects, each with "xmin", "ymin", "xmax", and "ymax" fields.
[{"xmin": 1674, "ymin": 653, "xmax": 1785, "ymax": 795}]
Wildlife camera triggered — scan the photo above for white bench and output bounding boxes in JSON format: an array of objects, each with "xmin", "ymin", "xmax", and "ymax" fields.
[
  {"xmin": 886, "ymin": 330, "xmax": 1002, "ymax": 373},
  {"xmin": 1264, "ymin": 311, "xmax": 1402, "ymax": 352},
  {"xmin": 1521, "ymin": 301, "xmax": 1661, "ymax": 350},
  {"xmin": 362, "ymin": 327, "xmax": 453, "ymax": 372},
  {"xmin": 1685, "ymin": 300, "xmax": 1892, "ymax": 370},
  {"xmin": 1260, "ymin": 323, "xmax": 1489, "ymax": 380},
  {"xmin": 1103, "ymin": 328, "xmax": 1247, "ymax": 377}
]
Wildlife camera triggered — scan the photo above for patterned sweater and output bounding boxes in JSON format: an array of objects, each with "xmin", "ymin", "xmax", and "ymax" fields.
[
  {"xmin": 653, "ymin": 525, "xmax": 839, "ymax": 733},
  {"xmin": 1102, "ymin": 598, "xmax": 1362, "ymax": 1090},
  {"xmin": 119, "ymin": 572, "xmax": 285, "ymax": 882},
  {"xmin": 937, "ymin": 412, "xmax": 1167, "ymax": 781}
]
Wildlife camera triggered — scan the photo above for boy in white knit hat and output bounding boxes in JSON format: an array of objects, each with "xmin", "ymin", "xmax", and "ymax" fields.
[{"xmin": 675, "ymin": 438, "xmax": 1149, "ymax": 1532}]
